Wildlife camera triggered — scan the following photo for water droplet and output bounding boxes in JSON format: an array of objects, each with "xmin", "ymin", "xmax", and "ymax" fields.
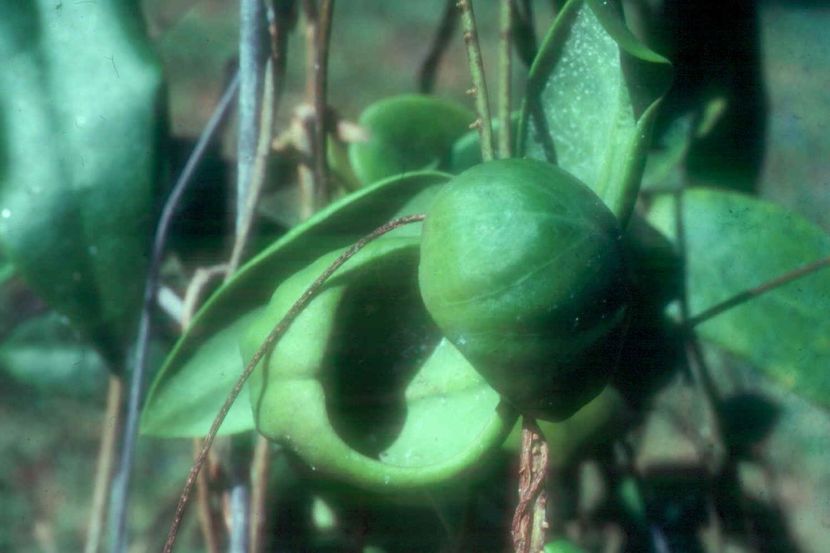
[
  {"xmin": 1, "ymin": 208, "xmax": 10, "ymax": 219},
  {"xmin": 383, "ymin": 475, "xmax": 391, "ymax": 485}
]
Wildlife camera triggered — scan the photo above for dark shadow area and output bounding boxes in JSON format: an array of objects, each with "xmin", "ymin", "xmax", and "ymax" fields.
[
  {"xmin": 321, "ymin": 246, "xmax": 442, "ymax": 458},
  {"xmin": 649, "ymin": 0, "xmax": 768, "ymax": 194}
]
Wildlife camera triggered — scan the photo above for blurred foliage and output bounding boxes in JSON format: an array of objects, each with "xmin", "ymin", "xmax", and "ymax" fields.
[{"xmin": 2, "ymin": 1, "xmax": 830, "ymax": 552}]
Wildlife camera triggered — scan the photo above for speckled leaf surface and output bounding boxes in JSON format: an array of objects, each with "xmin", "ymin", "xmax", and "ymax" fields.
[{"xmin": 519, "ymin": 0, "xmax": 670, "ymax": 223}]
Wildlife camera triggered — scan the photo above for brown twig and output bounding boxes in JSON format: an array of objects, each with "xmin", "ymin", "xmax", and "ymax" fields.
[
  {"xmin": 193, "ymin": 439, "xmax": 222, "ymax": 553},
  {"xmin": 248, "ymin": 437, "xmax": 272, "ymax": 553},
  {"xmin": 83, "ymin": 376, "xmax": 123, "ymax": 553},
  {"xmin": 418, "ymin": 0, "xmax": 460, "ymax": 93},
  {"xmin": 302, "ymin": 0, "xmax": 335, "ymax": 207},
  {"xmin": 161, "ymin": 214, "xmax": 426, "ymax": 553},
  {"xmin": 511, "ymin": 417, "xmax": 550, "ymax": 553}
]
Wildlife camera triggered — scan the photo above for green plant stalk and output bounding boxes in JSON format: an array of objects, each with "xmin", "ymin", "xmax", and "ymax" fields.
[
  {"xmin": 162, "ymin": 215, "xmax": 426, "ymax": 553},
  {"xmin": 458, "ymin": 0, "xmax": 495, "ymax": 161},
  {"xmin": 497, "ymin": 0, "xmax": 513, "ymax": 158}
]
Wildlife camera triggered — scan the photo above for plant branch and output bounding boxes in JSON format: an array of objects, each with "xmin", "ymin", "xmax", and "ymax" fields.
[
  {"xmin": 312, "ymin": 0, "xmax": 335, "ymax": 206},
  {"xmin": 684, "ymin": 254, "xmax": 830, "ymax": 329},
  {"xmin": 511, "ymin": 417, "xmax": 549, "ymax": 553},
  {"xmin": 266, "ymin": 0, "xmax": 296, "ymax": 114},
  {"xmin": 249, "ymin": 438, "xmax": 272, "ymax": 553},
  {"xmin": 457, "ymin": 0, "xmax": 495, "ymax": 161},
  {"xmin": 107, "ymin": 70, "xmax": 239, "ymax": 553},
  {"xmin": 237, "ymin": 0, "xmax": 266, "ymax": 240},
  {"xmin": 229, "ymin": 59, "xmax": 277, "ymax": 273},
  {"xmin": 418, "ymin": 0, "xmax": 460, "ymax": 93},
  {"xmin": 161, "ymin": 214, "xmax": 426, "ymax": 553},
  {"xmin": 193, "ymin": 439, "xmax": 222, "ymax": 553},
  {"xmin": 83, "ymin": 376, "xmax": 123, "ymax": 553},
  {"xmin": 497, "ymin": 0, "xmax": 513, "ymax": 158}
]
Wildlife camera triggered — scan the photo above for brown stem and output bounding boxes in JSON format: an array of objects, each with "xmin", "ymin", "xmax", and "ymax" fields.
[
  {"xmin": 418, "ymin": 0, "xmax": 460, "ymax": 93},
  {"xmin": 511, "ymin": 417, "xmax": 549, "ymax": 553},
  {"xmin": 248, "ymin": 437, "xmax": 272, "ymax": 553},
  {"xmin": 193, "ymin": 439, "xmax": 222, "ymax": 553},
  {"xmin": 162, "ymin": 214, "xmax": 426, "ymax": 553},
  {"xmin": 83, "ymin": 376, "xmax": 123, "ymax": 553},
  {"xmin": 303, "ymin": 0, "xmax": 335, "ymax": 208}
]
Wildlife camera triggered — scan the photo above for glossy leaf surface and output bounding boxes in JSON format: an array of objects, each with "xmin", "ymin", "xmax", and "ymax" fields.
[
  {"xmin": 420, "ymin": 160, "xmax": 627, "ymax": 420},
  {"xmin": 141, "ymin": 171, "xmax": 450, "ymax": 437},
  {"xmin": 0, "ymin": 1, "xmax": 162, "ymax": 368},
  {"xmin": 244, "ymin": 237, "xmax": 515, "ymax": 491},
  {"xmin": 519, "ymin": 0, "xmax": 671, "ymax": 223},
  {"xmin": 648, "ymin": 189, "xmax": 830, "ymax": 408},
  {"xmin": 349, "ymin": 95, "xmax": 473, "ymax": 185}
]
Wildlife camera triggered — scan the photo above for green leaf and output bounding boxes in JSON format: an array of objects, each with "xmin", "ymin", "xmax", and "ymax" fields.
[
  {"xmin": 518, "ymin": 0, "xmax": 671, "ymax": 224},
  {"xmin": 0, "ymin": 1, "xmax": 163, "ymax": 368},
  {"xmin": 349, "ymin": 95, "xmax": 474, "ymax": 185},
  {"xmin": 244, "ymin": 237, "xmax": 515, "ymax": 492},
  {"xmin": 544, "ymin": 540, "xmax": 588, "ymax": 553},
  {"xmin": 0, "ymin": 311, "xmax": 107, "ymax": 398},
  {"xmin": 141, "ymin": 171, "xmax": 450, "ymax": 437},
  {"xmin": 648, "ymin": 189, "xmax": 830, "ymax": 408}
]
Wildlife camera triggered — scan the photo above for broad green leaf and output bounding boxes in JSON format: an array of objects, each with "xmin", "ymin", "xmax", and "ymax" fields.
[
  {"xmin": 349, "ymin": 95, "xmax": 474, "ymax": 185},
  {"xmin": 141, "ymin": 171, "xmax": 450, "ymax": 437},
  {"xmin": 0, "ymin": 1, "xmax": 163, "ymax": 368},
  {"xmin": 0, "ymin": 311, "xmax": 106, "ymax": 398},
  {"xmin": 518, "ymin": 0, "xmax": 671, "ymax": 224},
  {"xmin": 140, "ymin": 309, "xmax": 262, "ymax": 437},
  {"xmin": 244, "ymin": 237, "xmax": 515, "ymax": 492},
  {"xmin": 648, "ymin": 189, "xmax": 830, "ymax": 408},
  {"xmin": 545, "ymin": 540, "xmax": 588, "ymax": 553}
]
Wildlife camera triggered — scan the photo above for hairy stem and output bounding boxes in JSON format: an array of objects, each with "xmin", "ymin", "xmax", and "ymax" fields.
[
  {"xmin": 457, "ymin": 0, "xmax": 495, "ymax": 161},
  {"xmin": 162, "ymin": 214, "xmax": 426, "ymax": 553}
]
